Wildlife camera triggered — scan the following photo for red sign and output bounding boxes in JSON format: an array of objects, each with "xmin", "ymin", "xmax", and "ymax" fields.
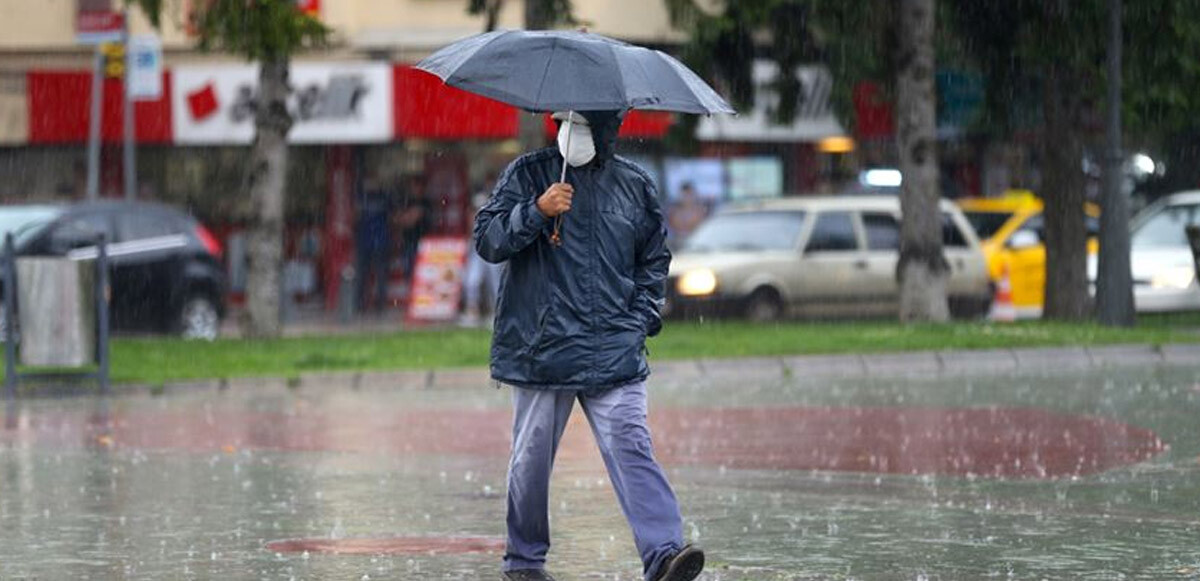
[
  {"xmin": 852, "ymin": 81, "xmax": 894, "ymax": 140},
  {"xmin": 397, "ymin": 66, "xmax": 673, "ymax": 141},
  {"xmin": 76, "ymin": 0, "xmax": 124, "ymax": 43},
  {"xmin": 27, "ymin": 70, "xmax": 173, "ymax": 144},
  {"xmin": 394, "ymin": 66, "xmax": 518, "ymax": 140},
  {"xmin": 542, "ymin": 110, "xmax": 673, "ymax": 139},
  {"xmin": 24, "ymin": 65, "xmax": 674, "ymax": 145},
  {"xmin": 296, "ymin": 0, "xmax": 320, "ymax": 15}
]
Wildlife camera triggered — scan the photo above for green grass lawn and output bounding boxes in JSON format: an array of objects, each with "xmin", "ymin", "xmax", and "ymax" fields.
[{"xmin": 94, "ymin": 315, "xmax": 1200, "ymax": 385}]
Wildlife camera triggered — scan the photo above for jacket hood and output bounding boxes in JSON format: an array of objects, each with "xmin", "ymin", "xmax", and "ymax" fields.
[{"xmin": 556, "ymin": 110, "xmax": 625, "ymax": 167}]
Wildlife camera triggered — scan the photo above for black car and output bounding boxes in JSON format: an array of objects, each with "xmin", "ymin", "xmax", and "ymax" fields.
[{"xmin": 1, "ymin": 201, "xmax": 226, "ymax": 340}]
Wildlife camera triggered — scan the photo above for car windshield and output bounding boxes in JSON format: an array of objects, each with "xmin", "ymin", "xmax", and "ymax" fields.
[
  {"xmin": 684, "ymin": 211, "xmax": 806, "ymax": 252},
  {"xmin": 1132, "ymin": 203, "xmax": 1200, "ymax": 249},
  {"xmin": 0, "ymin": 206, "xmax": 62, "ymax": 247},
  {"xmin": 963, "ymin": 211, "xmax": 1014, "ymax": 240}
]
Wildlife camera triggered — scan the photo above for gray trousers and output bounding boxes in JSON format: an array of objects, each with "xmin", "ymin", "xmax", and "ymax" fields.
[{"xmin": 504, "ymin": 381, "xmax": 684, "ymax": 580}]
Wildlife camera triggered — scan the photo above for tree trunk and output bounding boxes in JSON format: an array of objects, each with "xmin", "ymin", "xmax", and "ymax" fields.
[
  {"xmin": 241, "ymin": 58, "xmax": 293, "ymax": 338},
  {"xmin": 895, "ymin": 0, "xmax": 949, "ymax": 323},
  {"xmin": 1041, "ymin": 68, "xmax": 1090, "ymax": 321},
  {"xmin": 479, "ymin": 0, "xmax": 503, "ymax": 31},
  {"xmin": 1096, "ymin": 0, "xmax": 1134, "ymax": 326},
  {"xmin": 525, "ymin": 0, "xmax": 553, "ymax": 30}
]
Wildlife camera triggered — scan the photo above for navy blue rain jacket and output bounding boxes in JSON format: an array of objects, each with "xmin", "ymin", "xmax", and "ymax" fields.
[{"xmin": 474, "ymin": 111, "xmax": 670, "ymax": 390}]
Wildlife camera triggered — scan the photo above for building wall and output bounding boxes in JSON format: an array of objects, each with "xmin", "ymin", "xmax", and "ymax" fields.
[
  {"xmin": 0, "ymin": 0, "xmax": 682, "ymax": 62},
  {"xmin": 0, "ymin": 71, "xmax": 27, "ymax": 144}
]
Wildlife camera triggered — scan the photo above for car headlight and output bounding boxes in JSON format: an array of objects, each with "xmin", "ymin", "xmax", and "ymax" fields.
[
  {"xmin": 677, "ymin": 269, "xmax": 717, "ymax": 296},
  {"xmin": 1149, "ymin": 266, "xmax": 1196, "ymax": 290}
]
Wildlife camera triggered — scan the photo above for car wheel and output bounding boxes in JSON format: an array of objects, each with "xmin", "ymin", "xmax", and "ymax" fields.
[
  {"xmin": 949, "ymin": 294, "xmax": 993, "ymax": 320},
  {"xmin": 178, "ymin": 295, "xmax": 220, "ymax": 341},
  {"xmin": 745, "ymin": 288, "xmax": 785, "ymax": 323}
]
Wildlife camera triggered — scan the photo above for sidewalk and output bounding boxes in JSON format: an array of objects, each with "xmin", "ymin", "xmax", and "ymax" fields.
[
  {"xmin": 153, "ymin": 342, "xmax": 1200, "ymax": 394},
  {"xmin": 5, "ymin": 339, "xmax": 1198, "ymax": 579}
]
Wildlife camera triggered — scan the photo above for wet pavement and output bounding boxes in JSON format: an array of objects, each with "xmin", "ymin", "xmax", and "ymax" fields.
[{"xmin": 2, "ymin": 363, "xmax": 1200, "ymax": 580}]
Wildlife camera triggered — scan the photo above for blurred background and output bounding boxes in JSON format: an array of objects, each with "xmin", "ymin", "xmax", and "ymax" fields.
[
  {"xmin": 0, "ymin": 0, "xmax": 1197, "ymax": 342},
  {"xmin": 3, "ymin": 4, "xmax": 1200, "ymax": 580}
]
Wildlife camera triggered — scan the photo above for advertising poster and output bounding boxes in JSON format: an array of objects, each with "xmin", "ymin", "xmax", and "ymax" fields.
[
  {"xmin": 663, "ymin": 157, "xmax": 725, "ymax": 201},
  {"xmin": 727, "ymin": 157, "xmax": 784, "ymax": 199},
  {"xmin": 406, "ymin": 237, "xmax": 468, "ymax": 322}
]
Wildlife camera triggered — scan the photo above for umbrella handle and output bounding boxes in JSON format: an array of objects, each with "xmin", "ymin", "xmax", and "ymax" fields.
[{"xmin": 551, "ymin": 110, "xmax": 574, "ymax": 247}]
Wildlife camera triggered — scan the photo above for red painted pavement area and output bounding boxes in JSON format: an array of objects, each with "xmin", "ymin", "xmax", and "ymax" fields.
[
  {"xmin": 650, "ymin": 407, "xmax": 1166, "ymax": 479},
  {"xmin": 2, "ymin": 405, "xmax": 1165, "ymax": 480}
]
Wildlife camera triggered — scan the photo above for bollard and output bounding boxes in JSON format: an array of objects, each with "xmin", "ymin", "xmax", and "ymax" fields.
[
  {"xmin": 338, "ymin": 264, "xmax": 357, "ymax": 323},
  {"xmin": 3, "ymin": 234, "xmax": 16, "ymax": 400},
  {"xmin": 281, "ymin": 276, "xmax": 296, "ymax": 325},
  {"xmin": 1187, "ymin": 225, "xmax": 1200, "ymax": 285},
  {"xmin": 96, "ymin": 234, "xmax": 110, "ymax": 394}
]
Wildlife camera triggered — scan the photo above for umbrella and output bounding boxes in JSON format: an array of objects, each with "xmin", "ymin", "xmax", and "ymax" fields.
[
  {"xmin": 416, "ymin": 29, "xmax": 735, "ymax": 245},
  {"xmin": 415, "ymin": 29, "xmax": 735, "ymax": 116}
]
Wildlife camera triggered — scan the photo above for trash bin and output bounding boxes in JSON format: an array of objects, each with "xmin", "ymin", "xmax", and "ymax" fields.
[{"xmin": 15, "ymin": 257, "xmax": 95, "ymax": 367}]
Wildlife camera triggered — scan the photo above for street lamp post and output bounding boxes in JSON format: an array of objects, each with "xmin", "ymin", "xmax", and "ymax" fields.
[
  {"xmin": 1096, "ymin": 0, "xmax": 1134, "ymax": 326},
  {"xmin": 122, "ymin": 11, "xmax": 137, "ymax": 201}
]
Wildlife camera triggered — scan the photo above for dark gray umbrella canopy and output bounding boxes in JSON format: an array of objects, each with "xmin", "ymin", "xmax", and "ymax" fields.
[{"xmin": 416, "ymin": 29, "xmax": 735, "ymax": 115}]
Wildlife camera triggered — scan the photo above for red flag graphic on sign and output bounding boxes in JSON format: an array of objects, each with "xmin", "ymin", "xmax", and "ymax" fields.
[{"xmin": 187, "ymin": 83, "xmax": 219, "ymax": 121}]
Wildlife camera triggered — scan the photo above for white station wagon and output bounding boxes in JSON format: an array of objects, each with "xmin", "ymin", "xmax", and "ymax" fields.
[{"xmin": 665, "ymin": 196, "xmax": 993, "ymax": 321}]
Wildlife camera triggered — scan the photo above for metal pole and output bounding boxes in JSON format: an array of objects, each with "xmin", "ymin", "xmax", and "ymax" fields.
[
  {"xmin": 122, "ymin": 18, "xmax": 137, "ymax": 201},
  {"xmin": 4, "ymin": 234, "xmax": 17, "ymax": 400},
  {"xmin": 86, "ymin": 46, "xmax": 104, "ymax": 201},
  {"xmin": 1096, "ymin": 0, "xmax": 1133, "ymax": 326},
  {"xmin": 96, "ymin": 234, "xmax": 110, "ymax": 394}
]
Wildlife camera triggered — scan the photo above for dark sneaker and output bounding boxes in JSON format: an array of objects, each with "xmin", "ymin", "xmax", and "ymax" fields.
[
  {"xmin": 653, "ymin": 544, "xmax": 705, "ymax": 581},
  {"xmin": 503, "ymin": 569, "xmax": 558, "ymax": 581}
]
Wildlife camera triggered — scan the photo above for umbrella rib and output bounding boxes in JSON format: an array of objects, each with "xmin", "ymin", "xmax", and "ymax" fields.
[
  {"xmin": 448, "ymin": 30, "xmax": 510, "ymax": 81},
  {"xmin": 606, "ymin": 42, "xmax": 633, "ymax": 110},
  {"xmin": 531, "ymin": 37, "xmax": 560, "ymax": 112},
  {"xmin": 417, "ymin": 29, "xmax": 736, "ymax": 115},
  {"xmin": 424, "ymin": 30, "xmax": 507, "ymax": 82}
]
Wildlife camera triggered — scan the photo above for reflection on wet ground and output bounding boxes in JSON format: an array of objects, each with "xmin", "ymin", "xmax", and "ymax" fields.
[{"xmin": 2, "ymin": 365, "xmax": 1198, "ymax": 579}]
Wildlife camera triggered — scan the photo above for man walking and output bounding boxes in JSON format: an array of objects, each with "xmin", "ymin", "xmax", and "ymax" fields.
[
  {"xmin": 354, "ymin": 179, "xmax": 395, "ymax": 312},
  {"xmin": 475, "ymin": 110, "xmax": 704, "ymax": 581}
]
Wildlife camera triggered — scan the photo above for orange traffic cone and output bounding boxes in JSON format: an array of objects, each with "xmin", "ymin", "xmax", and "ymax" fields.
[{"xmin": 989, "ymin": 264, "xmax": 1016, "ymax": 322}]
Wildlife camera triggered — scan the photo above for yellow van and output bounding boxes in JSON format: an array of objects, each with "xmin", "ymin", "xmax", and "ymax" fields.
[{"xmin": 957, "ymin": 190, "xmax": 1099, "ymax": 318}]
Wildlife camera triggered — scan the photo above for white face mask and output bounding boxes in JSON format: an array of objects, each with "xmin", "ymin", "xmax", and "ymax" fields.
[{"xmin": 557, "ymin": 118, "xmax": 596, "ymax": 167}]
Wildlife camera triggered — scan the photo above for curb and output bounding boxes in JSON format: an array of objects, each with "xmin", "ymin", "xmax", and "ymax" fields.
[{"xmin": 138, "ymin": 343, "xmax": 1200, "ymax": 396}]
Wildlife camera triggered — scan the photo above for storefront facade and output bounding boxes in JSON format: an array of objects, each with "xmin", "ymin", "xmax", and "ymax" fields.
[{"xmin": 1, "ymin": 59, "xmax": 684, "ymax": 311}]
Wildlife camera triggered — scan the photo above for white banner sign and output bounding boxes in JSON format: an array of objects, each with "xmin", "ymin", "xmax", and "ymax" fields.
[
  {"xmin": 128, "ymin": 34, "xmax": 163, "ymax": 101},
  {"xmin": 172, "ymin": 63, "xmax": 393, "ymax": 144},
  {"xmin": 696, "ymin": 61, "xmax": 845, "ymax": 143},
  {"xmin": 76, "ymin": 0, "xmax": 124, "ymax": 44}
]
